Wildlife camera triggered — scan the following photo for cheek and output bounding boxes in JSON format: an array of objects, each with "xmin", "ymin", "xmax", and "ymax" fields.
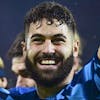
[
  {"xmin": 27, "ymin": 50, "xmax": 35, "ymax": 62},
  {"xmin": 56, "ymin": 44, "xmax": 73, "ymax": 59},
  {"xmin": 64, "ymin": 39, "xmax": 73, "ymax": 58},
  {"xmin": 27, "ymin": 45, "xmax": 41, "ymax": 62}
]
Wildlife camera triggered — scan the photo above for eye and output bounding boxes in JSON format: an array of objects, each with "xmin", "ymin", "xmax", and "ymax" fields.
[
  {"xmin": 31, "ymin": 38, "xmax": 45, "ymax": 44},
  {"xmin": 52, "ymin": 38, "xmax": 65, "ymax": 45}
]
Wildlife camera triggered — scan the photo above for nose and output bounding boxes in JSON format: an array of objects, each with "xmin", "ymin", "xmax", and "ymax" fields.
[
  {"xmin": 42, "ymin": 40, "xmax": 55, "ymax": 53},
  {"xmin": 16, "ymin": 75, "xmax": 25, "ymax": 87}
]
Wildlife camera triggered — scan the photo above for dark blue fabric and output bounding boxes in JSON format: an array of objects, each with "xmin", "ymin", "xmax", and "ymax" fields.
[
  {"xmin": 10, "ymin": 54, "xmax": 100, "ymax": 100},
  {"xmin": 0, "ymin": 88, "xmax": 14, "ymax": 100},
  {"xmin": 9, "ymin": 87, "xmax": 35, "ymax": 96},
  {"xmin": 0, "ymin": 69, "xmax": 6, "ymax": 77}
]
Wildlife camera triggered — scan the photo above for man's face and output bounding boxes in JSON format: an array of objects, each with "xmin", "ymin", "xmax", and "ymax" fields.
[
  {"xmin": 16, "ymin": 74, "xmax": 35, "ymax": 87},
  {"xmin": 25, "ymin": 18, "xmax": 75, "ymax": 87},
  {"xmin": 0, "ymin": 77, "xmax": 7, "ymax": 88},
  {"xmin": 12, "ymin": 56, "xmax": 35, "ymax": 87}
]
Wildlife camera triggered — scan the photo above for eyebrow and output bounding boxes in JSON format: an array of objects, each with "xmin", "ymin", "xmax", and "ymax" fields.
[
  {"xmin": 53, "ymin": 34, "xmax": 67, "ymax": 39},
  {"xmin": 31, "ymin": 33, "xmax": 67, "ymax": 39},
  {"xmin": 31, "ymin": 34, "xmax": 44, "ymax": 39}
]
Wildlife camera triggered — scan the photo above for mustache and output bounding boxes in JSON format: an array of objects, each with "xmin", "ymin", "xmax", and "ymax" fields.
[{"xmin": 35, "ymin": 53, "xmax": 63, "ymax": 61}]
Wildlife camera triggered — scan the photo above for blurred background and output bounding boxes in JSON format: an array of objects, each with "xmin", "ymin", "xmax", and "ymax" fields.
[{"xmin": 0, "ymin": 0, "xmax": 100, "ymax": 88}]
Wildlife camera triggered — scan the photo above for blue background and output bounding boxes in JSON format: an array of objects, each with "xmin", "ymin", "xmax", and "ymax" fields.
[{"xmin": 0, "ymin": 0, "xmax": 100, "ymax": 87}]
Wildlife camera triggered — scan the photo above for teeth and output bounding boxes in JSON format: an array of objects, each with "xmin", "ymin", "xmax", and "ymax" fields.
[{"xmin": 41, "ymin": 60, "xmax": 55, "ymax": 64}]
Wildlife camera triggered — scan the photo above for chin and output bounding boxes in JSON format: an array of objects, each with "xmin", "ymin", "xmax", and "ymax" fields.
[{"xmin": 25, "ymin": 54, "xmax": 74, "ymax": 87}]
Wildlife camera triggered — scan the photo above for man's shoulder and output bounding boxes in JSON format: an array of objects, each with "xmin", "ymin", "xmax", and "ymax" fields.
[
  {"xmin": 0, "ymin": 87, "xmax": 10, "ymax": 94},
  {"xmin": 0, "ymin": 88, "xmax": 14, "ymax": 100},
  {"xmin": 18, "ymin": 89, "xmax": 39, "ymax": 100}
]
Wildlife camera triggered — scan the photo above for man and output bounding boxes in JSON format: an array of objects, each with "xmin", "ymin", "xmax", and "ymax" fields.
[
  {"xmin": 7, "ymin": 32, "xmax": 36, "ymax": 97},
  {"xmin": 13, "ymin": 1, "xmax": 100, "ymax": 100},
  {"xmin": 0, "ymin": 57, "xmax": 13, "ymax": 100},
  {"xmin": 0, "ymin": 57, "xmax": 8, "ymax": 88},
  {"xmin": 8, "ymin": 32, "xmax": 36, "ymax": 87}
]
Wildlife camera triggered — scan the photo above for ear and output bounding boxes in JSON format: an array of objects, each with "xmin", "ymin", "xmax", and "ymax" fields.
[
  {"xmin": 21, "ymin": 41, "xmax": 26, "ymax": 57},
  {"xmin": 73, "ymin": 40, "xmax": 79, "ymax": 58},
  {"xmin": 21, "ymin": 41, "xmax": 26, "ymax": 50}
]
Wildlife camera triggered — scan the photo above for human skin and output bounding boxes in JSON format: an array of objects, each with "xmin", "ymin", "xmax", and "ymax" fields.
[
  {"xmin": 12, "ymin": 56, "xmax": 36, "ymax": 87},
  {"xmin": 26, "ymin": 19, "xmax": 77, "ymax": 81},
  {"xmin": 24, "ymin": 18, "xmax": 79, "ymax": 98},
  {"xmin": 98, "ymin": 46, "xmax": 100, "ymax": 59}
]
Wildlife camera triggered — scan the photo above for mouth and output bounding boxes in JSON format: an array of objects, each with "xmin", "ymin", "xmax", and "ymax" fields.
[
  {"xmin": 39, "ymin": 59, "xmax": 59, "ymax": 65},
  {"xmin": 35, "ymin": 53, "xmax": 63, "ymax": 70},
  {"xmin": 36, "ymin": 58, "xmax": 62, "ymax": 70}
]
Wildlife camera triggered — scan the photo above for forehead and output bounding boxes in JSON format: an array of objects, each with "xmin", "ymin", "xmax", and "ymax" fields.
[
  {"xmin": 12, "ymin": 57, "xmax": 25, "ymax": 72},
  {"xmin": 12, "ymin": 56, "xmax": 24, "ymax": 64},
  {"xmin": 28, "ymin": 18, "xmax": 73, "ymax": 36}
]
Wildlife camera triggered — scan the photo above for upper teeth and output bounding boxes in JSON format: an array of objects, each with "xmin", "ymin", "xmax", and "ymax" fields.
[{"xmin": 41, "ymin": 60, "xmax": 55, "ymax": 64}]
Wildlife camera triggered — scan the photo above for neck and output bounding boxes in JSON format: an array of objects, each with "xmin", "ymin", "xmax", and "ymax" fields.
[
  {"xmin": 36, "ymin": 77, "xmax": 69, "ymax": 99},
  {"xmin": 36, "ymin": 66, "xmax": 76, "ymax": 99}
]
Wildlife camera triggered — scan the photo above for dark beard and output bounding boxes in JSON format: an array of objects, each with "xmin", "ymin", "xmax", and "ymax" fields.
[{"xmin": 25, "ymin": 54, "xmax": 74, "ymax": 87}]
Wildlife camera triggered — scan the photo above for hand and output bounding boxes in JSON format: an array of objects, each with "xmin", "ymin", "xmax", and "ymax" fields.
[{"xmin": 97, "ymin": 46, "xmax": 100, "ymax": 60}]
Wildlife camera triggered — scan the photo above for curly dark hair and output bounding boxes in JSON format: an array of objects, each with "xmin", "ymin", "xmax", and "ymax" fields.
[
  {"xmin": 7, "ymin": 32, "xmax": 25, "ymax": 58},
  {"xmin": 24, "ymin": 1, "xmax": 77, "ymax": 34}
]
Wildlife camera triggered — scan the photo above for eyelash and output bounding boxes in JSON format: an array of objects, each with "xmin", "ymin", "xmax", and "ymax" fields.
[
  {"xmin": 52, "ymin": 38, "xmax": 65, "ymax": 43},
  {"xmin": 31, "ymin": 38, "xmax": 44, "ymax": 44},
  {"xmin": 31, "ymin": 38, "xmax": 65, "ymax": 45}
]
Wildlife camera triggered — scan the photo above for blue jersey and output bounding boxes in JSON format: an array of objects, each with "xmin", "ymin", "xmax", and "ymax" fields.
[
  {"xmin": 0, "ymin": 88, "xmax": 13, "ymax": 100},
  {"xmin": 10, "ymin": 54, "xmax": 100, "ymax": 100},
  {"xmin": 9, "ymin": 87, "xmax": 35, "ymax": 97}
]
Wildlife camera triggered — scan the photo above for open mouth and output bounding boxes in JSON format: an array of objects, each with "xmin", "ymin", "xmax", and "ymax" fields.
[
  {"xmin": 36, "ymin": 57, "xmax": 62, "ymax": 70},
  {"xmin": 36, "ymin": 59, "xmax": 61, "ymax": 71},
  {"xmin": 39, "ymin": 59, "xmax": 57, "ymax": 65},
  {"xmin": 35, "ymin": 53, "xmax": 63, "ymax": 69}
]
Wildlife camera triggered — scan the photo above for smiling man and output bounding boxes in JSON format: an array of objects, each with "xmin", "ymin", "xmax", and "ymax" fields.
[
  {"xmin": 25, "ymin": 18, "xmax": 75, "ymax": 88},
  {"xmin": 12, "ymin": 1, "xmax": 100, "ymax": 100}
]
